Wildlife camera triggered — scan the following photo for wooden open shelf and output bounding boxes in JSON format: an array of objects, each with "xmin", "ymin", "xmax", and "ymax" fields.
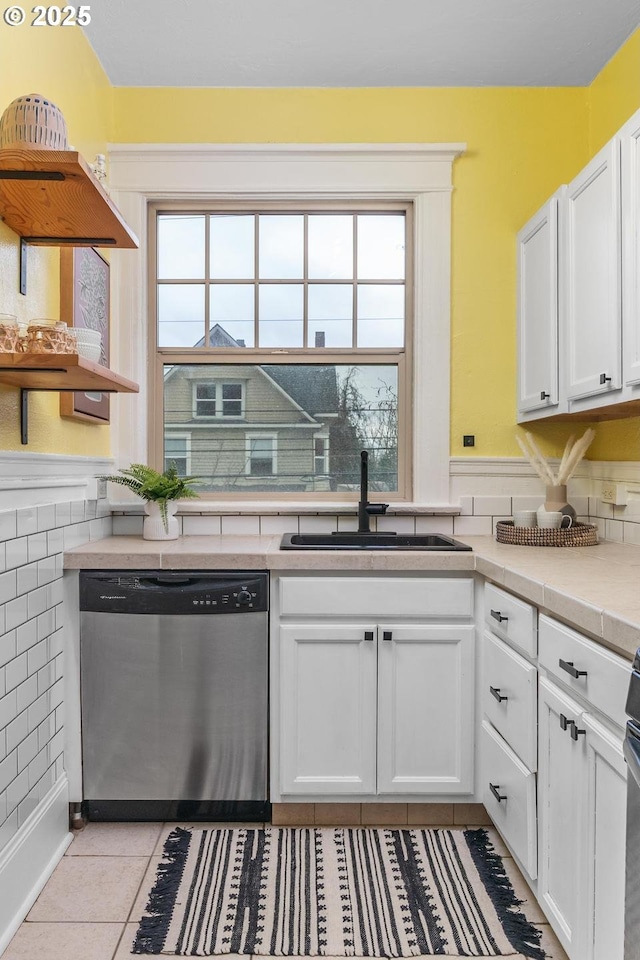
[
  {"xmin": 0, "ymin": 149, "xmax": 138, "ymax": 247},
  {"xmin": 0, "ymin": 353, "xmax": 139, "ymax": 393}
]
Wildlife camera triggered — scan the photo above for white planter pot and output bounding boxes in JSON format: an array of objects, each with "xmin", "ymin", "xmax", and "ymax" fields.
[{"xmin": 143, "ymin": 501, "xmax": 180, "ymax": 540}]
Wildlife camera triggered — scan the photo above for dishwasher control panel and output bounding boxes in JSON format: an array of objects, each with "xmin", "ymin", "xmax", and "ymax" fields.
[{"xmin": 79, "ymin": 570, "xmax": 269, "ymax": 614}]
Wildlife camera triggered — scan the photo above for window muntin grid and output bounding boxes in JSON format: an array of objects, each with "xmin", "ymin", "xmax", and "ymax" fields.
[{"xmin": 156, "ymin": 211, "xmax": 406, "ymax": 351}]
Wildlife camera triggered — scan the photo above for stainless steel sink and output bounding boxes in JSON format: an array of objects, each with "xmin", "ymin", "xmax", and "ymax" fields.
[{"xmin": 280, "ymin": 532, "xmax": 472, "ymax": 551}]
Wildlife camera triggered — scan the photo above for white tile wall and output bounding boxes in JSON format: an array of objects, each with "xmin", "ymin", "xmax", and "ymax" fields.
[{"xmin": 0, "ymin": 498, "xmax": 111, "ymax": 858}]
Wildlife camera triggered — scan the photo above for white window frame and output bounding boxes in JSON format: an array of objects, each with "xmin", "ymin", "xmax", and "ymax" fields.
[
  {"xmin": 245, "ymin": 432, "xmax": 277, "ymax": 477},
  {"xmin": 109, "ymin": 142, "xmax": 465, "ymax": 506},
  {"xmin": 192, "ymin": 381, "xmax": 245, "ymax": 419},
  {"xmin": 164, "ymin": 432, "xmax": 191, "ymax": 475}
]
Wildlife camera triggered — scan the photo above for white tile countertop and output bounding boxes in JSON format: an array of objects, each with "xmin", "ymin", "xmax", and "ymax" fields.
[{"xmin": 64, "ymin": 535, "xmax": 640, "ymax": 660}]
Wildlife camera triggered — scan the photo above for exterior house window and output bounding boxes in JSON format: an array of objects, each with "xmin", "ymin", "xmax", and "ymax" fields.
[
  {"xmin": 314, "ymin": 436, "xmax": 329, "ymax": 475},
  {"xmin": 246, "ymin": 435, "xmax": 276, "ymax": 476},
  {"xmin": 152, "ymin": 205, "xmax": 410, "ymax": 498},
  {"xmin": 193, "ymin": 382, "xmax": 244, "ymax": 418},
  {"xmin": 164, "ymin": 435, "xmax": 190, "ymax": 476}
]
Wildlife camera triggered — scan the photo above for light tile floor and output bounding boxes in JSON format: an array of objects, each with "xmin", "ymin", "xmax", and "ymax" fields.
[{"xmin": 2, "ymin": 822, "xmax": 569, "ymax": 960}]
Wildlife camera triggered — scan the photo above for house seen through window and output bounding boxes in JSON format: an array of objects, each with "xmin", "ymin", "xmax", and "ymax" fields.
[{"xmin": 152, "ymin": 207, "xmax": 410, "ymax": 497}]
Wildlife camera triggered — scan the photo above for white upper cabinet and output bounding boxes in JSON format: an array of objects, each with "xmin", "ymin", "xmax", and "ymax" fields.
[
  {"xmin": 622, "ymin": 110, "xmax": 640, "ymax": 386},
  {"xmin": 565, "ymin": 138, "xmax": 622, "ymax": 401},
  {"xmin": 517, "ymin": 107, "xmax": 640, "ymax": 421},
  {"xmin": 517, "ymin": 194, "xmax": 561, "ymax": 416}
]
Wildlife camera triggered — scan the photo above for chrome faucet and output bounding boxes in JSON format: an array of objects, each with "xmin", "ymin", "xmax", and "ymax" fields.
[{"xmin": 357, "ymin": 450, "xmax": 389, "ymax": 534}]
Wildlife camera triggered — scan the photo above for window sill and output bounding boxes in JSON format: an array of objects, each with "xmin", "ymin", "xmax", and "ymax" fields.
[{"xmin": 108, "ymin": 500, "xmax": 463, "ymax": 516}]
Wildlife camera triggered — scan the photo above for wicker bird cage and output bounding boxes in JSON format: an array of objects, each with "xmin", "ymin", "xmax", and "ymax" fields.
[{"xmin": 0, "ymin": 93, "xmax": 68, "ymax": 151}]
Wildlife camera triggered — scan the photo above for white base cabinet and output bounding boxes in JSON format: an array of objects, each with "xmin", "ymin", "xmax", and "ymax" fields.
[
  {"xmin": 276, "ymin": 576, "xmax": 475, "ymax": 799},
  {"xmin": 538, "ymin": 677, "xmax": 627, "ymax": 960}
]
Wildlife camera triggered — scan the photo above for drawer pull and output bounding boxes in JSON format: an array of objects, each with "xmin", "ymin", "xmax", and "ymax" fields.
[
  {"xmin": 489, "ymin": 783, "xmax": 507, "ymax": 803},
  {"xmin": 490, "ymin": 686, "xmax": 508, "ymax": 703},
  {"xmin": 570, "ymin": 724, "xmax": 586, "ymax": 742},
  {"xmin": 559, "ymin": 659, "xmax": 588, "ymax": 679},
  {"xmin": 560, "ymin": 713, "xmax": 572, "ymax": 731},
  {"xmin": 364, "ymin": 631, "xmax": 374, "ymax": 642},
  {"xmin": 382, "ymin": 631, "xmax": 393, "ymax": 642},
  {"xmin": 490, "ymin": 609, "xmax": 508, "ymax": 623}
]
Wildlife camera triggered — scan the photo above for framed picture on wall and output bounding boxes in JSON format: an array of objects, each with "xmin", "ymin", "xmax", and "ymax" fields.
[{"xmin": 59, "ymin": 247, "xmax": 110, "ymax": 423}]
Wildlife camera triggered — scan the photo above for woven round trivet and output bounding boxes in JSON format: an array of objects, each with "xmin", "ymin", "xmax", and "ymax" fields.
[{"xmin": 496, "ymin": 520, "xmax": 598, "ymax": 547}]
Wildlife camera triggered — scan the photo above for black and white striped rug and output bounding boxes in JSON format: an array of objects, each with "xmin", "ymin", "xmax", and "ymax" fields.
[{"xmin": 133, "ymin": 827, "xmax": 545, "ymax": 958}]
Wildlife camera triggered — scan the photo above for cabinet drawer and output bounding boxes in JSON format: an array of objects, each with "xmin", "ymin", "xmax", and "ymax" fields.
[
  {"xmin": 482, "ymin": 631, "xmax": 537, "ymax": 771},
  {"xmin": 484, "ymin": 583, "xmax": 537, "ymax": 657},
  {"xmin": 539, "ymin": 615, "xmax": 630, "ymax": 729},
  {"xmin": 482, "ymin": 721, "xmax": 537, "ymax": 879},
  {"xmin": 279, "ymin": 578, "xmax": 474, "ymax": 618}
]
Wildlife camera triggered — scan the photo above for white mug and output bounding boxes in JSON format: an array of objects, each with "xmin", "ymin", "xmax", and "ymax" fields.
[
  {"xmin": 513, "ymin": 510, "xmax": 537, "ymax": 528},
  {"xmin": 538, "ymin": 512, "xmax": 572, "ymax": 530}
]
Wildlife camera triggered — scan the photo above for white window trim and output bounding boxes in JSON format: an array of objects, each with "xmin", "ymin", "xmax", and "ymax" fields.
[
  {"xmin": 164, "ymin": 432, "xmax": 192, "ymax": 474},
  {"xmin": 192, "ymin": 380, "xmax": 245, "ymax": 419},
  {"xmin": 109, "ymin": 142, "xmax": 465, "ymax": 505},
  {"xmin": 245, "ymin": 432, "xmax": 278, "ymax": 476}
]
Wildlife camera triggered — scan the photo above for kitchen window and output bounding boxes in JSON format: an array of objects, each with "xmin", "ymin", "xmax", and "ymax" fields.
[{"xmin": 151, "ymin": 204, "xmax": 411, "ymax": 498}]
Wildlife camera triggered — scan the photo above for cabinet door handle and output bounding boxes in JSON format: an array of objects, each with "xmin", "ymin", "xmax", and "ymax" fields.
[
  {"xmin": 560, "ymin": 713, "xmax": 572, "ymax": 731},
  {"xmin": 559, "ymin": 658, "xmax": 587, "ymax": 679},
  {"xmin": 364, "ymin": 631, "xmax": 374, "ymax": 642},
  {"xmin": 490, "ymin": 609, "xmax": 508, "ymax": 623},
  {"xmin": 490, "ymin": 686, "xmax": 508, "ymax": 703},
  {"xmin": 540, "ymin": 391, "xmax": 550, "ymax": 400},
  {"xmin": 599, "ymin": 373, "xmax": 612, "ymax": 385},
  {"xmin": 382, "ymin": 631, "xmax": 393, "ymax": 642},
  {"xmin": 489, "ymin": 783, "xmax": 507, "ymax": 803},
  {"xmin": 570, "ymin": 724, "xmax": 586, "ymax": 741}
]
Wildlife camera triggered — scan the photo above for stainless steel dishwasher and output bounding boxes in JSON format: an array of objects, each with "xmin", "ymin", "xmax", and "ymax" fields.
[{"xmin": 79, "ymin": 570, "xmax": 269, "ymax": 821}]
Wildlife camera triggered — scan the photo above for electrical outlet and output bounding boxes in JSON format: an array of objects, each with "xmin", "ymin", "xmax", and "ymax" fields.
[
  {"xmin": 601, "ymin": 483, "xmax": 616, "ymax": 503},
  {"xmin": 601, "ymin": 483, "xmax": 628, "ymax": 506}
]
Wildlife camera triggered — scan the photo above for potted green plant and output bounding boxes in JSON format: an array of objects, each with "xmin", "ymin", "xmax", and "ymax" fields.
[{"xmin": 99, "ymin": 463, "xmax": 202, "ymax": 540}]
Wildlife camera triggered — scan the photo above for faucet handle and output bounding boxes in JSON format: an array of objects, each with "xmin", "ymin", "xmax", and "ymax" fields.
[{"xmin": 366, "ymin": 503, "xmax": 389, "ymax": 515}]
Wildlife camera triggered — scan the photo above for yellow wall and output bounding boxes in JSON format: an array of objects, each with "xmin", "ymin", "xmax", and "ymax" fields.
[
  {"xmin": 0, "ymin": 23, "xmax": 112, "ymax": 454},
  {"xmin": 2, "ymin": 24, "xmax": 639, "ymax": 462},
  {"xmin": 114, "ymin": 85, "xmax": 592, "ymax": 459}
]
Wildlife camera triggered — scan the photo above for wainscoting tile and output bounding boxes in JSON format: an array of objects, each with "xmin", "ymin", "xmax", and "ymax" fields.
[
  {"xmin": 221, "ymin": 516, "xmax": 261, "ymax": 536},
  {"xmin": 415, "ymin": 516, "xmax": 454, "ymax": 535},
  {"xmin": 314, "ymin": 803, "xmax": 362, "ymax": 826},
  {"xmin": 360, "ymin": 803, "xmax": 408, "ymax": 825},
  {"xmin": 2, "ymin": 922, "xmax": 125, "ymax": 960}
]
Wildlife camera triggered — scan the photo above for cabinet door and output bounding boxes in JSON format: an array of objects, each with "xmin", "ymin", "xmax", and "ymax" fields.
[
  {"xmin": 517, "ymin": 195, "xmax": 560, "ymax": 414},
  {"xmin": 578, "ymin": 714, "xmax": 626, "ymax": 960},
  {"xmin": 279, "ymin": 623, "xmax": 377, "ymax": 795},
  {"xmin": 622, "ymin": 110, "xmax": 640, "ymax": 385},
  {"xmin": 565, "ymin": 138, "xmax": 622, "ymax": 401},
  {"xmin": 538, "ymin": 676, "xmax": 584, "ymax": 956},
  {"xmin": 377, "ymin": 623, "xmax": 474, "ymax": 794}
]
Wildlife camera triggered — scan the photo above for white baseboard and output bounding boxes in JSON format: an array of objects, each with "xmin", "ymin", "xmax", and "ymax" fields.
[{"xmin": 0, "ymin": 777, "xmax": 72, "ymax": 957}]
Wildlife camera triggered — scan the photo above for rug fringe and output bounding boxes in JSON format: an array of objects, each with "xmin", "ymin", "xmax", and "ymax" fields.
[
  {"xmin": 133, "ymin": 826, "xmax": 192, "ymax": 955},
  {"xmin": 464, "ymin": 828, "xmax": 547, "ymax": 960}
]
